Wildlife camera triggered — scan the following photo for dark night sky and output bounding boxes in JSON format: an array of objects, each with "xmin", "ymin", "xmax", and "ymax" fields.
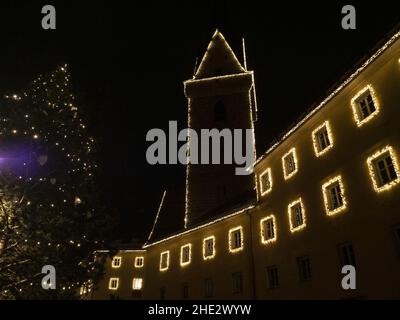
[{"xmin": 0, "ymin": 1, "xmax": 399, "ymax": 242}]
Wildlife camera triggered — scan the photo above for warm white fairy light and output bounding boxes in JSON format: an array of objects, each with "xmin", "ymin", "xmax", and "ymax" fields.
[
  {"xmin": 260, "ymin": 215, "xmax": 277, "ymax": 245},
  {"xmin": 134, "ymin": 256, "xmax": 144, "ymax": 268},
  {"xmin": 108, "ymin": 278, "xmax": 119, "ymax": 290},
  {"xmin": 255, "ymin": 30, "xmax": 400, "ymax": 166},
  {"xmin": 180, "ymin": 243, "xmax": 192, "ymax": 267},
  {"xmin": 312, "ymin": 121, "xmax": 334, "ymax": 157},
  {"xmin": 259, "ymin": 167, "xmax": 272, "ymax": 196},
  {"xmin": 132, "ymin": 278, "xmax": 143, "ymax": 290},
  {"xmin": 111, "ymin": 256, "xmax": 121, "ymax": 268},
  {"xmin": 282, "ymin": 148, "xmax": 298, "ymax": 180},
  {"xmin": 143, "ymin": 205, "xmax": 254, "ymax": 248},
  {"xmin": 145, "ymin": 191, "xmax": 166, "ymax": 245},
  {"xmin": 367, "ymin": 146, "xmax": 400, "ymax": 192},
  {"xmin": 202, "ymin": 236, "xmax": 216, "ymax": 260},
  {"xmin": 229, "ymin": 226, "xmax": 244, "ymax": 253},
  {"xmin": 194, "ymin": 29, "xmax": 245, "ymax": 79},
  {"xmin": 288, "ymin": 198, "xmax": 306, "ymax": 233},
  {"xmin": 322, "ymin": 175, "xmax": 347, "ymax": 216},
  {"xmin": 159, "ymin": 250, "xmax": 170, "ymax": 272},
  {"xmin": 350, "ymin": 84, "xmax": 380, "ymax": 127}
]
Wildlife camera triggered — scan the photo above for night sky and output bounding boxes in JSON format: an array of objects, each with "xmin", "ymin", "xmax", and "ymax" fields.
[{"xmin": 0, "ymin": 1, "xmax": 399, "ymax": 243}]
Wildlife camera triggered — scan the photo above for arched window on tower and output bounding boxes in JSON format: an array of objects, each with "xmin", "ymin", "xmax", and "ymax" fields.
[{"xmin": 214, "ymin": 101, "xmax": 227, "ymax": 122}]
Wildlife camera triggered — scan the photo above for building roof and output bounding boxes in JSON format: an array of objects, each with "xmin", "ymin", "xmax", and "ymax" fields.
[
  {"xmin": 144, "ymin": 24, "xmax": 400, "ymax": 248},
  {"xmin": 194, "ymin": 29, "xmax": 245, "ymax": 79},
  {"xmin": 255, "ymin": 23, "xmax": 400, "ymax": 166}
]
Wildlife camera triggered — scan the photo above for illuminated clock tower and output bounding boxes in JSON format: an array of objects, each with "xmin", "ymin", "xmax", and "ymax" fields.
[{"xmin": 183, "ymin": 30, "xmax": 257, "ymax": 227}]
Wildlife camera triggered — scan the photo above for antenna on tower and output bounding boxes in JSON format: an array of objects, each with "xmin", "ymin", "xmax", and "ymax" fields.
[
  {"xmin": 193, "ymin": 57, "xmax": 199, "ymax": 78},
  {"xmin": 145, "ymin": 190, "xmax": 167, "ymax": 245},
  {"xmin": 242, "ymin": 37, "xmax": 248, "ymax": 70}
]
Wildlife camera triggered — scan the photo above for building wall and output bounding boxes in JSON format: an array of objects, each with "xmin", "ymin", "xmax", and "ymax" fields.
[
  {"xmin": 91, "ymin": 250, "xmax": 147, "ymax": 300},
  {"xmin": 143, "ymin": 212, "xmax": 254, "ymax": 299},
  {"xmin": 93, "ymin": 33, "xmax": 400, "ymax": 300},
  {"xmin": 185, "ymin": 73, "xmax": 256, "ymax": 226},
  {"xmin": 253, "ymin": 37, "xmax": 400, "ymax": 299}
]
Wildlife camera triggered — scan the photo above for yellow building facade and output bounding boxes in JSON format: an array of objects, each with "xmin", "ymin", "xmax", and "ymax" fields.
[{"xmin": 91, "ymin": 28, "xmax": 400, "ymax": 300}]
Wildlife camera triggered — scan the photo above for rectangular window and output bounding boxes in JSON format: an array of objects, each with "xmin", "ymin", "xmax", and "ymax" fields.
[
  {"xmin": 160, "ymin": 287, "xmax": 166, "ymax": 300},
  {"xmin": 182, "ymin": 283, "xmax": 189, "ymax": 299},
  {"xmin": 282, "ymin": 148, "xmax": 298, "ymax": 179},
  {"xmin": 297, "ymin": 256, "xmax": 312, "ymax": 282},
  {"xmin": 288, "ymin": 198, "xmax": 306, "ymax": 232},
  {"xmin": 132, "ymin": 278, "xmax": 143, "ymax": 290},
  {"xmin": 266, "ymin": 265, "xmax": 279, "ymax": 289},
  {"xmin": 312, "ymin": 121, "xmax": 334, "ymax": 156},
  {"xmin": 204, "ymin": 278, "xmax": 214, "ymax": 298},
  {"xmin": 229, "ymin": 227, "xmax": 244, "ymax": 253},
  {"xmin": 109, "ymin": 277, "xmax": 119, "ymax": 290},
  {"xmin": 134, "ymin": 256, "xmax": 144, "ymax": 268},
  {"xmin": 322, "ymin": 176, "xmax": 347, "ymax": 215},
  {"xmin": 203, "ymin": 236, "xmax": 215, "ymax": 260},
  {"xmin": 180, "ymin": 244, "xmax": 192, "ymax": 266},
  {"xmin": 337, "ymin": 242, "xmax": 356, "ymax": 268},
  {"xmin": 351, "ymin": 85, "xmax": 380, "ymax": 127},
  {"xmin": 367, "ymin": 146, "xmax": 400, "ymax": 192},
  {"xmin": 260, "ymin": 215, "xmax": 277, "ymax": 244},
  {"xmin": 159, "ymin": 251, "xmax": 170, "ymax": 271},
  {"xmin": 111, "ymin": 256, "xmax": 121, "ymax": 268},
  {"xmin": 232, "ymin": 272, "xmax": 243, "ymax": 294},
  {"xmin": 259, "ymin": 168, "xmax": 273, "ymax": 196}
]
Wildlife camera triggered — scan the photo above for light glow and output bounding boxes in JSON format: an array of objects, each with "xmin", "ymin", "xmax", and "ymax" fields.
[
  {"xmin": 180, "ymin": 243, "xmax": 192, "ymax": 267},
  {"xmin": 134, "ymin": 256, "xmax": 144, "ymax": 268},
  {"xmin": 259, "ymin": 167, "xmax": 272, "ymax": 196},
  {"xmin": 288, "ymin": 198, "xmax": 306, "ymax": 233},
  {"xmin": 260, "ymin": 215, "xmax": 277, "ymax": 245},
  {"xmin": 203, "ymin": 236, "xmax": 216, "ymax": 260},
  {"xmin": 159, "ymin": 251, "xmax": 170, "ymax": 272},
  {"xmin": 111, "ymin": 256, "xmax": 121, "ymax": 268},
  {"xmin": 143, "ymin": 205, "xmax": 254, "ymax": 248},
  {"xmin": 194, "ymin": 29, "xmax": 245, "ymax": 79},
  {"xmin": 108, "ymin": 278, "xmax": 119, "ymax": 290},
  {"xmin": 229, "ymin": 226, "xmax": 244, "ymax": 253},
  {"xmin": 312, "ymin": 121, "xmax": 334, "ymax": 157},
  {"xmin": 132, "ymin": 278, "xmax": 143, "ymax": 290},
  {"xmin": 282, "ymin": 148, "xmax": 298, "ymax": 180},
  {"xmin": 351, "ymin": 84, "xmax": 380, "ymax": 127},
  {"xmin": 367, "ymin": 146, "xmax": 400, "ymax": 192},
  {"xmin": 255, "ymin": 31, "xmax": 400, "ymax": 166},
  {"xmin": 322, "ymin": 175, "xmax": 347, "ymax": 216}
]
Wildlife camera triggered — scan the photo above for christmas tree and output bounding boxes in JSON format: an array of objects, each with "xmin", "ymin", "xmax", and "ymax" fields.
[{"xmin": 0, "ymin": 65, "xmax": 114, "ymax": 299}]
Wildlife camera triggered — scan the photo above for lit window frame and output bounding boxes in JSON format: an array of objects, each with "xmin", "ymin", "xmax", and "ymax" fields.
[
  {"xmin": 111, "ymin": 256, "xmax": 122, "ymax": 268},
  {"xmin": 134, "ymin": 256, "xmax": 144, "ymax": 268},
  {"xmin": 367, "ymin": 146, "xmax": 400, "ymax": 192},
  {"xmin": 259, "ymin": 167, "xmax": 273, "ymax": 196},
  {"xmin": 260, "ymin": 215, "xmax": 277, "ymax": 245},
  {"xmin": 229, "ymin": 226, "xmax": 244, "ymax": 253},
  {"xmin": 322, "ymin": 175, "xmax": 347, "ymax": 216},
  {"xmin": 132, "ymin": 278, "xmax": 143, "ymax": 291},
  {"xmin": 203, "ymin": 236, "xmax": 216, "ymax": 260},
  {"xmin": 351, "ymin": 84, "xmax": 380, "ymax": 127},
  {"xmin": 288, "ymin": 198, "xmax": 306, "ymax": 233},
  {"xmin": 159, "ymin": 250, "xmax": 170, "ymax": 272},
  {"xmin": 180, "ymin": 243, "xmax": 192, "ymax": 267},
  {"xmin": 282, "ymin": 148, "xmax": 298, "ymax": 180},
  {"xmin": 108, "ymin": 277, "xmax": 119, "ymax": 290},
  {"xmin": 312, "ymin": 121, "xmax": 334, "ymax": 157}
]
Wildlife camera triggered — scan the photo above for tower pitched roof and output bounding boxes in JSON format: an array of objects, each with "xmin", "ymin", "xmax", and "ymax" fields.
[{"xmin": 194, "ymin": 29, "xmax": 245, "ymax": 79}]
